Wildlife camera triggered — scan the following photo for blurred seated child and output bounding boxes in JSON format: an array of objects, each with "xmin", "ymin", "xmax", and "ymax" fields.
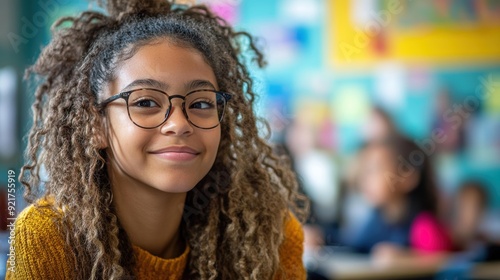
[
  {"xmin": 452, "ymin": 181, "xmax": 488, "ymax": 251},
  {"xmin": 451, "ymin": 180, "xmax": 500, "ymax": 261},
  {"xmin": 349, "ymin": 136, "xmax": 453, "ymax": 265}
]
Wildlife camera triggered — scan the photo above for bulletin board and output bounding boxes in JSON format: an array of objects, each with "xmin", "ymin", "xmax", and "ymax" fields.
[{"xmin": 328, "ymin": 0, "xmax": 500, "ymax": 67}]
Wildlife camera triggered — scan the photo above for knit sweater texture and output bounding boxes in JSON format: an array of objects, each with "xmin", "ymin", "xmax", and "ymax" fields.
[{"xmin": 6, "ymin": 200, "xmax": 305, "ymax": 279}]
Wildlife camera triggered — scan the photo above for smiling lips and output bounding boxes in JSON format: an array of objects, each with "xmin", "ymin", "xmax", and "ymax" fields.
[{"xmin": 149, "ymin": 146, "xmax": 201, "ymax": 161}]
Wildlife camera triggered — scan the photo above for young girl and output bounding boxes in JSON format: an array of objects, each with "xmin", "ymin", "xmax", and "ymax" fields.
[
  {"xmin": 452, "ymin": 181, "xmax": 489, "ymax": 251},
  {"xmin": 7, "ymin": 0, "xmax": 308, "ymax": 279},
  {"xmin": 350, "ymin": 135, "xmax": 452, "ymax": 264}
]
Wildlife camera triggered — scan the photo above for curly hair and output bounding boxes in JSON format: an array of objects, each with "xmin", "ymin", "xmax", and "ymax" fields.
[{"xmin": 20, "ymin": 0, "xmax": 308, "ymax": 279}]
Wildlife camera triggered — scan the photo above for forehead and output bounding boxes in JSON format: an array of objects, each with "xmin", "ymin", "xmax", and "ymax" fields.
[{"xmin": 109, "ymin": 39, "xmax": 218, "ymax": 93}]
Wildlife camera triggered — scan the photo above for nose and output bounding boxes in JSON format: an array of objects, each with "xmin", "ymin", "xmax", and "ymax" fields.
[{"xmin": 159, "ymin": 100, "xmax": 193, "ymax": 136}]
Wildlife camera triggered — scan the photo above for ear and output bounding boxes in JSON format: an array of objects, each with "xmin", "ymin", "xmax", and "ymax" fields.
[
  {"xmin": 95, "ymin": 131, "xmax": 109, "ymax": 149},
  {"xmin": 93, "ymin": 118, "xmax": 109, "ymax": 149}
]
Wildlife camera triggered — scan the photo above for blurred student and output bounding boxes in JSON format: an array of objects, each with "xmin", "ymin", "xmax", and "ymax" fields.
[
  {"xmin": 437, "ymin": 181, "xmax": 500, "ymax": 279},
  {"xmin": 338, "ymin": 107, "xmax": 401, "ymax": 246},
  {"xmin": 452, "ymin": 181, "xmax": 488, "ymax": 251},
  {"xmin": 349, "ymin": 136, "xmax": 453, "ymax": 265},
  {"xmin": 451, "ymin": 181, "xmax": 500, "ymax": 261}
]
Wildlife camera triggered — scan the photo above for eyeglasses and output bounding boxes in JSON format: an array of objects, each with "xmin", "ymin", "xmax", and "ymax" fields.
[{"xmin": 98, "ymin": 88, "xmax": 232, "ymax": 129}]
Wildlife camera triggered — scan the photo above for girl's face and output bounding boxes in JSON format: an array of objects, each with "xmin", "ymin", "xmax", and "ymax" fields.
[
  {"xmin": 359, "ymin": 146, "xmax": 398, "ymax": 206},
  {"xmin": 101, "ymin": 39, "xmax": 221, "ymax": 193}
]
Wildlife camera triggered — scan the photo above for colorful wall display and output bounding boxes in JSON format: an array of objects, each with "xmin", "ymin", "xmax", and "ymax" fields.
[{"xmin": 329, "ymin": 0, "xmax": 500, "ymax": 67}]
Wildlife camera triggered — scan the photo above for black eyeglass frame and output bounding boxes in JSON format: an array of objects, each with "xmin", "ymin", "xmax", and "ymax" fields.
[{"xmin": 98, "ymin": 88, "xmax": 232, "ymax": 129}]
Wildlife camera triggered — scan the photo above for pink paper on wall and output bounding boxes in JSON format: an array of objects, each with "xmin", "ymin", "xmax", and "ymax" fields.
[{"xmin": 209, "ymin": 3, "xmax": 239, "ymax": 24}]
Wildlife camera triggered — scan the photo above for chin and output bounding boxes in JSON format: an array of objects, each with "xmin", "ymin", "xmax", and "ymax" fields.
[
  {"xmin": 143, "ymin": 164, "xmax": 213, "ymax": 194},
  {"xmin": 151, "ymin": 182, "xmax": 198, "ymax": 194},
  {"xmin": 148, "ymin": 175, "xmax": 203, "ymax": 194}
]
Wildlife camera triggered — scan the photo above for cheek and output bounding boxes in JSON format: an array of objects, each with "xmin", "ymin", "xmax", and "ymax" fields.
[
  {"xmin": 105, "ymin": 110, "xmax": 150, "ymax": 162},
  {"xmin": 106, "ymin": 107, "xmax": 135, "ymax": 137},
  {"xmin": 206, "ymin": 128, "xmax": 221, "ymax": 159},
  {"xmin": 362, "ymin": 172, "xmax": 391, "ymax": 205}
]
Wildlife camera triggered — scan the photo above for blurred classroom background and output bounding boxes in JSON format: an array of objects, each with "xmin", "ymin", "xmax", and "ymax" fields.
[{"xmin": 1, "ymin": 0, "xmax": 500, "ymax": 279}]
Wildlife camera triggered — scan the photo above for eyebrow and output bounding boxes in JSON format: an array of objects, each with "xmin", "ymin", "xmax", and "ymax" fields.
[
  {"xmin": 120, "ymin": 78, "xmax": 217, "ymax": 93},
  {"xmin": 121, "ymin": 79, "xmax": 169, "ymax": 92},
  {"xmin": 185, "ymin": 79, "xmax": 216, "ymax": 91}
]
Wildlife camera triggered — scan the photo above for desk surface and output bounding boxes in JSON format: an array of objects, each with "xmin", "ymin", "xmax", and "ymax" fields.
[
  {"xmin": 304, "ymin": 248, "xmax": 500, "ymax": 280},
  {"xmin": 472, "ymin": 262, "xmax": 500, "ymax": 279}
]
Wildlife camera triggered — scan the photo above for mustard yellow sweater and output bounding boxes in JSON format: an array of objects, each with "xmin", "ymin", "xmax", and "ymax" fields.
[{"xmin": 6, "ymin": 201, "xmax": 306, "ymax": 279}]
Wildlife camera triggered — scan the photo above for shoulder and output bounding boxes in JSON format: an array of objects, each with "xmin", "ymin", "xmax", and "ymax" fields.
[
  {"xmin": 13, "ymin": 198, "xmax": 65, "ymax": 243},
  {"xmin": 282, "ymin": 212, "xmax": 304, "ymax": 247},
  {"xmin": 6, "ymin": 199, "xmax": 73, "ymax": 279},
  {"xmin": 409, "ymin": 212, "xmax": 452, "ymax": 252},
  {"xmin": 15, "ymin": 199, "xmax": 62, "ymax": 231},
  {"xmin": 276, "ymin": 212, "xmax": 306, "ymax": 279},
  {"xmin": 410, "ymin": 212, "xmax": 443, "ymax": 231}
]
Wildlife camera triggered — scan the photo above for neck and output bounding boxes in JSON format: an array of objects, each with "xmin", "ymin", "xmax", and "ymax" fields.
[
  {"xmin": 381, "ymin": 196, "xmax": 407, "ymax": 224},
  {"xmin": 109, "ymin": 169, "xmax": 187, "ymax": 259}
]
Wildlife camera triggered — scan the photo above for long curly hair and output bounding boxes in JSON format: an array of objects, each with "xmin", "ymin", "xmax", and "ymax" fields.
[{"xmin": 20, "ymin": 0, "xmax": 308, "ymax": 279}]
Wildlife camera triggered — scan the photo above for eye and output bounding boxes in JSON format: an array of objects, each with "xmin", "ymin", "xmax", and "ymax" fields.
[
  {"xmin": 132, "ymin": 99, "xmax": 160, "ymax": 108},
  {"xmin": 190, "ymin": 100, "xmax": 215, "ymax": 109}
]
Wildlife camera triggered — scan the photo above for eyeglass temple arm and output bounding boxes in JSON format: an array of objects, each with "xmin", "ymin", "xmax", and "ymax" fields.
[
  {"xmin": 97, "ymin": 92, "xmax": 129, "ymax": 109},
  {"xmin": 220, "ymin": 92, "xmax": 232, "ymax": 101}
]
